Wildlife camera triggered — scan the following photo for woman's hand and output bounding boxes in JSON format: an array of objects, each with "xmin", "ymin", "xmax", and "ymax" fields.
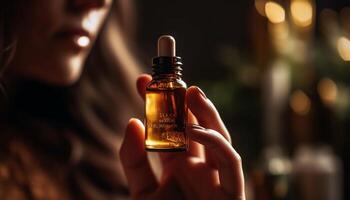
[{"xmin": 120, "ymin": 74, "xmax": 245, "ymax": 200}]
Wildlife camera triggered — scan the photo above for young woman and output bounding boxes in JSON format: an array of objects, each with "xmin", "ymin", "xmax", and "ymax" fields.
[{"xmin": 0, "ymin": 0, "xmax": 245, "ymax": 199}]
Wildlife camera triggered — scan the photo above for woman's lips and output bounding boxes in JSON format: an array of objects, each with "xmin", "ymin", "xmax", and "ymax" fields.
[{"xmin": 54, "ymin": 28, "xmax": 92, "ymax": 51}]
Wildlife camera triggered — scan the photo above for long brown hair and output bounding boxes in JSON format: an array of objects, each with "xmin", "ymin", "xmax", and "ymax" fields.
[{"xmin": 0, "ymin": 1, "xmax": 143, "ymax": 199}]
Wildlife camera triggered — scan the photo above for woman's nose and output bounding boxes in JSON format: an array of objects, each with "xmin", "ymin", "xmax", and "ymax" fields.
[{"xmin": 69, "ymin": 0, "xmax": 108, "ymax": 11}]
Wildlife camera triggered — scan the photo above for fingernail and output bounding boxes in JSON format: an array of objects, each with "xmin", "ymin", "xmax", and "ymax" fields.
[
  {"xmin": 128, "ymin": 118, "xmax": 136, "ymax": 123},
  {"xmin": 196, "ymin": 87, "xmax": 207, "ymax": 99}
]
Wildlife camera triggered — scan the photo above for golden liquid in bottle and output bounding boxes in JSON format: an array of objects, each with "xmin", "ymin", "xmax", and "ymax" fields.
[{"xmin": 145, "ymin": 87, "xmax": 187, "ymax": 151}]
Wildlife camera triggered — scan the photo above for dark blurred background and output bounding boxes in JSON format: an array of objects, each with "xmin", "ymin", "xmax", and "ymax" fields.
[{"xmin": 134, "ymin": 0, "xmax": 350, "ymax": 199}]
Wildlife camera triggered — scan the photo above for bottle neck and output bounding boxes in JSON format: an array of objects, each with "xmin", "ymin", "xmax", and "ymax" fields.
[
  {"xmin": 152, "ymin": 73, "xmax": 182, "ymax": 81},
  {"xmin": 152, "ymin": 56, "xmax": 183, "ymax": 80}
]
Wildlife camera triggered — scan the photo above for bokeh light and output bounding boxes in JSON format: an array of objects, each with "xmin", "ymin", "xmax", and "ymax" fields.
[
  {"xmin": 290, "ymin": 90, "xmax": 311, "ymax": 115},
  {"xmin": 291, "ymin": 0, "xmax": 313, "ymax": 27},
  {"xmin": 318, "ymin": 78, "xmax": 338, "ymax": 106},
  {"xmin": 337, "ymin": 36, "xmax": 350, "ymax": 61},
  {"xmin": 265, "ymin": 2, "xmax": 285, "ymax": 24},
  {"xmin": 255, "ymin": 0, "xmax": 267, "ymax": 16}
]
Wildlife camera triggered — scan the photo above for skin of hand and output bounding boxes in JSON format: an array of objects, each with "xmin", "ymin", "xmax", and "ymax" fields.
[{"xmin": 120, "ymin": 74, "xmax": 245, "ymax": 200}]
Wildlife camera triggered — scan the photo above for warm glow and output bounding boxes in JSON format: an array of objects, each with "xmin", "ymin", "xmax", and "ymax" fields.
[
  {"xmin": 268, "ymin": 21, "xmax": 290, "ymax": 54},
  {"xmin": 77, "ymin": 36, "xmax": 90, "ymax": 47},
  {"xmin": 255, "ymin": 0, "xmax": 267, "ymax": 16},
  {"xmin": 337, "ymin": 37, "xmax": 350, "ymax": 61},
  {"xmin": 318, "ymin": 78, "xmax": 338, "ymax": 106},
  {"xmin": 290, "ymin": 90, "xmax": 311, "ymax": 115},
  {"xmin": 265, "ymin": 2, "xmax": 285, "ymax": 24},
  {"xmin": 271, "ymin": 21, "xmax": 289, "ymax": 40},
  {"xmin": 291, "ymin": 0, "xmax": 313, "ymax": 27}
]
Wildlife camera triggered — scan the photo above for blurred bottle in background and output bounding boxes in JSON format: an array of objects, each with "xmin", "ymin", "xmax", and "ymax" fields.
[{"xmin": 293, "ymin": 145, "xmax": 343, "ymax": 200}]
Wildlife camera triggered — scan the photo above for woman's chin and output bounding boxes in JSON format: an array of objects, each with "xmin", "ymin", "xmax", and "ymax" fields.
[
  {"xmin": 44, "ymin": 73, "xmax": 82, "ymax": 86},
  {"xmin": 43, "ymin": 51, "xmax": 87, "ymax": 86},
  {"xmin": 42, "ymin": 66, "xmax": 84, "ymax": 86},
  {"xmin": 39, "ymin": 56, "xmax": 85, "ymax": 86}
]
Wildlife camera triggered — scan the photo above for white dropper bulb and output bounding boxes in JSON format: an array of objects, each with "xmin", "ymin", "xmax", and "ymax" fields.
[{"xmin": 157, "ymin": 35, "xmax": 176, "ymax": 57}]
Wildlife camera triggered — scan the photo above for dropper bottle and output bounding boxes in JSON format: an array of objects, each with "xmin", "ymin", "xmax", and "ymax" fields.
[{"xmin": 145, "ymin": 35, "xmax": 188, "ymax": 152}]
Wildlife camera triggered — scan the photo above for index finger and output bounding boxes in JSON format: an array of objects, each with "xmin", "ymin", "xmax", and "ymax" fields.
[
  {"xmin": 136, "ymin": 74, "xmax": 152, "ymax": 99},
  {"xmin": 186, "ymin": 124, "xmax": 245, "ymax": 198},
  {"xmin": 186, "ymin": 86, "xmax": 231, "ymax": 143}
]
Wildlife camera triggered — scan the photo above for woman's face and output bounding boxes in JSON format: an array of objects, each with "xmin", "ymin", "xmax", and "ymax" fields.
[{"xmin": 9, "ymin": 0, "xmax": 113, "ymax": 85}]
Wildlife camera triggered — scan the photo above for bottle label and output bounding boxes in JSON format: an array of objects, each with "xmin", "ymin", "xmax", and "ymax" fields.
[{"xmin": 145, "ymin": 88, "xmax": 187, "ymax": 149}]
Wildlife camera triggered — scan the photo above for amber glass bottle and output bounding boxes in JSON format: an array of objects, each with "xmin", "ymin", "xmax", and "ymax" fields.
[{"xmin": 145, "ymin": 36, "xmax": 188, "ymax": 152}]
